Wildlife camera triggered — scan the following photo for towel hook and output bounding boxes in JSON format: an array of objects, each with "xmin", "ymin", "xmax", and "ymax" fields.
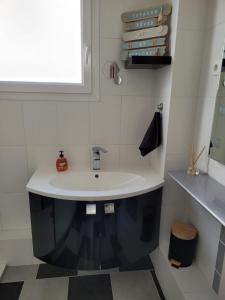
[{"xmin": 157, "ymin": 103, "xmax": 163, "ymax": 112}]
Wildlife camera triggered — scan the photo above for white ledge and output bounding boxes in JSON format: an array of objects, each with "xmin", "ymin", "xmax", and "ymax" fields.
[{"xmin": 169, "ymin": 170, "xmax": 225, "ymax": 227}]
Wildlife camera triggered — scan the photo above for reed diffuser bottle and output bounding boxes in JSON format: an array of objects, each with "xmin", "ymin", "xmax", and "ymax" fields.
[{"xmin": 187, "ymin": 145, "xmax": 205, "ymax": 176}]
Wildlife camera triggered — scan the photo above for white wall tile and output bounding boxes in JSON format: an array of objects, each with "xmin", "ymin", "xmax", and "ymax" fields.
[
  {"xmin": 119, "ymin": 145, "xmax": 151, "ymax": 169},
  {"xmin": 0, "ymin": 102, "xmax": 25, "ymax": 146},
  {"xmin": 23, "ymin": 102, "xmax": 58, "ymax": 146},
  {"xmin": 178, "ymin": 0, "xmax": 209, "ymax": 30},
  {"xmin": 100, "ymin": 38, "xmax": 123, "ymax": 96},
  {"xmin": 100, "ymin": 37, "xmax": 153, "ymax": 97},
  {"xmin": 160, "ymin": 178, "xmax": 188, "ymax": 255},
  {"xmin": 122, "ymin": 0, "xmax": 164, "ymax": 11},
  {"xmin": 188, "ymin": 198, "xmax": 221, "ymax": 285},
  {"xmin": 100, "ymin": 95, "xmax": 122, "ymax": 103},
  {"xmin": 100, "ymin": 0, "xmax": 123, "ymax": 38},
  {"xmin": 91, "ymin": 145, "xmax": 120, "ymax": 170},
  {"xmin": 27, "ymin": 145, "xmax": 91, "ymax": 176},
  {"xmin": 207, "ymin": 0, "xmax": 225, "ymax": 28},
  {"xmin": 0, "ymin": 238, "xmax": 33, "ymax": 266},
  {"xmin": 0, "ymin": 193, "xmax": 30, "ymax": 230},
  {"xmin": 0, "ymin": 147, "xmax": 28, "ymax": 193},
  {"xmin": 165, "ymin": 153, "xmax": 189, "ymax": 178},
  {"xmin": 61, "ymin": 146, "xmax": 90, "ymax": 170},
  {"xmin": 167, "ymin": 98, "xmax": 196, "ymax": 155},
  {"xmin": 174, "ymin": 265, "xmax": 212, "ymax": 293},
  {"xmin": 198, "ymin": 24, "xmax": 225, "ymax": 99},
  {"xmin": 57, "ymin": 102, "xmax": 90, "ymax": 145},
  {"xmin": 194, "ymin": 97, "xmax": 215, "ymax": 172},
  {"xmin": 90, "ymin": 101, "xmax": 121, "ymax": 145},
  {"xmin": 173, "ymin": 29, "xmax": 205, "ymax": 98},
  {"xmin": 121, "ymin": 96, "xmax": 154, "ymax": 145},
  {"xmin": 152, "ymin": 68, "xmax": 173, "ymax": 98},
  {"xmin": 121, "ymin": 69, "xmax": 153, "ymax": 97},
  {"xmin": 27, "ymin": 146, "xmax": 60, "ymax": 177}
]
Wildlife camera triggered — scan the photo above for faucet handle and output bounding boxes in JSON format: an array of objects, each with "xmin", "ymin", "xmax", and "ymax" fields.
[{"xmin": 92, "ymin": 146, "xmax": 108, "ymax": 154}]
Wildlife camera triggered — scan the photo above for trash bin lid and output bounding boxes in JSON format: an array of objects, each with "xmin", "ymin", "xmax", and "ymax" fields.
[{"xmin": 171, "ymin": 221, "xmax": 198, "ymax": 240}]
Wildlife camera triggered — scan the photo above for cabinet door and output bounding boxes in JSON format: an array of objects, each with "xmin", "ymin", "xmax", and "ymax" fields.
[
  {"xmin": 29, "ymin": 193, "xmax": 56, "ymax": 260},
  {"xmin": 53, "ymin": 201, "xmax": 117, "ymax": 270},
  {"xmin": 52, "ymin": 201, "xmax": 102, "ymax": 270},
  {"xmin": 30, "ymin": 194, "xmax": 102, "ymax": 270},
  {"xmin": 116, "ymin": 189, "xmax": 162, "ymax": 269}
]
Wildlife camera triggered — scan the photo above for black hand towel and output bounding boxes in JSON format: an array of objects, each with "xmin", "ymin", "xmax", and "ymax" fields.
[{"xmin": 139, "ymin": 112, "xmax": 162, "ymax": 156}]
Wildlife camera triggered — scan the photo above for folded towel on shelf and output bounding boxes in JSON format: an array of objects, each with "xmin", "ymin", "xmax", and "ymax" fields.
[
  {"xmin": 121, "ymin": 3, "xmax": 172, "ymax": 23},
  {"xmin": 122, "ymin": 25, "xmax": 168, "ymax": 42},
  {"xmin": 139, "ymin": 112, "xmax": 162, "ymax": 156},
  {"xmin": 121, "ymin": 37, "xmax": 167, "ymax": 51},
  {"xmin": 120, "ymin": 46, "xmax": 167, "ymax": 61}
]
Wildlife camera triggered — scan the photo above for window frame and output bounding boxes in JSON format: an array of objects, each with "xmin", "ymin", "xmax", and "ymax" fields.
[{"xmin": 0, "ymin": 0, "xmax": 92, "ymax": 94}]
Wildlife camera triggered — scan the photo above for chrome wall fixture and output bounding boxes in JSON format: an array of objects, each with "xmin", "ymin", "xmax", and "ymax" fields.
[
  {"xmin": 157, "ymin": 103, "xmax": 163, "ymax": 112},
  {"xmin": 110, "ymin": 62, "xmax": 123, "ymax": 85}
]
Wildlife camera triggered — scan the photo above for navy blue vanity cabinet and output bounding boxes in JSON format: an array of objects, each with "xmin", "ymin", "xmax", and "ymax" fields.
[
  {"xmin": 29, "ymin": 188, "xmax": 162, "ymax": 270},
  {"xmin": 29, "ymin": 195, "xmax": 118, "ymax": 270},
  {"xmin": 116, "ymin": 188, "xmax": 162, "ymax": 269}
]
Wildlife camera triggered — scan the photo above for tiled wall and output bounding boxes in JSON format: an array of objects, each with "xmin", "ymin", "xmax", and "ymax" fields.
[
  {"xmin": 190, "ymin": 0, "xmax": 225, "ymax": 289},
  {"xmin": 154, "ymin": 1, "xmax": 225, "ymax": 296},
  {"xmin": 194, "ymin": 0, "xmax": 225, "ymax": 180},
  {"xmin": 188, "ymin": 198, "xmax": 221, "ymax": 285},
  {"xmin": 0, "ymin": 2, "xmax": 220, "ymax": 285},
  {"xmin": 158, "ymin": 0, "xmax": 209, "ymax": 257},
  {"xmin": 0, "ymin": 0, "xmax": 163, "ymax": 265}
]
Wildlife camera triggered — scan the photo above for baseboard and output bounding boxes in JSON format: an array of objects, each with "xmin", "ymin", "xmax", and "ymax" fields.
[
  {"xmin": 151, "ymin": 249, "xmax": 185, "ymax": 300},
  {"xmin": 0, "ymin": 228, "xmax": 31, "ymax": 241},
  {"xmin": 0, "ymin": 263, "xmax": 7, "ymax": 279},
  {"xmin": 0, "ymin": 229, "xmax": 33, "ymax": 266},
  {"xmin": 150, "ymin": 248, "xmax": 218, "ymax": 300}
]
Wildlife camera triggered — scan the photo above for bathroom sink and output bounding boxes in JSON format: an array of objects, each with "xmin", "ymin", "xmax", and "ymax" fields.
[
  {"xmin": 50, "ymin": 171, "xmax": 146, "ymax": 191},
  {"xmin": 26, "ymin": 168, "xmax": 164, "ymax": 201}
]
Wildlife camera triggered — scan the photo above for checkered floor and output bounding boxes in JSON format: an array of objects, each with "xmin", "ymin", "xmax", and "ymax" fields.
[{"xmin": 0, "ymin": 263, "xmax": 165, "ymax": 300}]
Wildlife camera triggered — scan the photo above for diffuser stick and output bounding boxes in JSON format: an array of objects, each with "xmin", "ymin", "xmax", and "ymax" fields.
[{"xmin": 193, "ymin": 146, "xmax": 206, "ymax": 166}]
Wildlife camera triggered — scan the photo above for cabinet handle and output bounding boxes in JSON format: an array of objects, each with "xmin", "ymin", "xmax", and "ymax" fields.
[
  {"xmin": 104, "ymin": 203, "xmax": 115, "ymax": 214},
  {"xmin": 86, "ymin": 204, "xmax": 96, "ymax": 215}
]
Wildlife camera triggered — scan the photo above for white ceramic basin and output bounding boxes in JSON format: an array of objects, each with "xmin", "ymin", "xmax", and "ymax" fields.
[
  {"xmin": 50, "ymin": 172, "xmax": 146, "ymax": 191},
  {"xmin": 26, "ymin": 168, "xmax": 164, "ymax": 201}
]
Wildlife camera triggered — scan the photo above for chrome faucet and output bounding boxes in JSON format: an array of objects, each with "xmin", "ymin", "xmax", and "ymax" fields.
[{"xmin": 92, "ymin": 147, "xmax": 108, "ymax": 170}]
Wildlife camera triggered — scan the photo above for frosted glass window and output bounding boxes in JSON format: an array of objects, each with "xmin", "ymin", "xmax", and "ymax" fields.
[{"xmin": 0, "ymin": 0, "xmax": 82, "ymax": 84}]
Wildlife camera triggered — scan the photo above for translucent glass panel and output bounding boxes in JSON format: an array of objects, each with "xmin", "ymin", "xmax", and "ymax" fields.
[{"xmin": 0, "ymin": 0, "xmax": 82, "ymax": 83}]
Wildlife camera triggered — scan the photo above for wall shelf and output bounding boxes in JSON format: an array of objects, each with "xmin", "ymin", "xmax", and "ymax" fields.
[
  {"xmin": 125, "ymin": 56, "xmax": 172, "ymax": 69},
  {"xmin": 169, "ymin": 170, "xmax": 225, "ymax": 227}
]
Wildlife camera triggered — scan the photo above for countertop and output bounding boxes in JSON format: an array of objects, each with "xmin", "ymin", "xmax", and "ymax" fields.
[
  {"xmin": 169, "ymin": 170, "xmax": 225, "ymax": 227},
  {"xmin": 26, "ymin": 168, "xmax": 164, "ymax": 201}
]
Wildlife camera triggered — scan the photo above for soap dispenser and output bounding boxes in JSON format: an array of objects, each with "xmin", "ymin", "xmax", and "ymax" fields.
[{"xmin": 56, "ymin": 151, "xmax": 68, "ymax": 172}]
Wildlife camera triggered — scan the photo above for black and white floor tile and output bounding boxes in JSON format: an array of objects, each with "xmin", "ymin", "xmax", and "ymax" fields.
[{"xmin": 0, "ymin": 262, "xmax": 165, "ymax": 300}]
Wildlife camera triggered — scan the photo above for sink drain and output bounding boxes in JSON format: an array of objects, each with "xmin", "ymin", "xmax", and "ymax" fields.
[{"xmin": 94, "ymin": 174, "xmax": 99, "ymax": 178}]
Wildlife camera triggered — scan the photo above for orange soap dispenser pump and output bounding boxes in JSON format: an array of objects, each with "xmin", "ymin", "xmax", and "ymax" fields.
[{"xmin": 56, "ymin": 151, "xmax": 68, "ymax": 172}]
